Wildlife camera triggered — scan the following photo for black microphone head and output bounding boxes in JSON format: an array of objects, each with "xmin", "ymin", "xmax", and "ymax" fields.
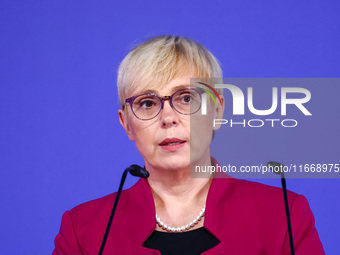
[
  {"xmin": 267, "ymin": 161, "xmax": 285, "ymax": 175},
  {"xmin": 128, "ymin": 165, "xmax": 150, "ymax": 178}
]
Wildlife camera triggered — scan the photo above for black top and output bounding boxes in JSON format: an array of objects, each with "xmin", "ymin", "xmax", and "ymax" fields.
[{"xmin": 143, "ymin": 227, "xmax": 220, "ymax": 255}]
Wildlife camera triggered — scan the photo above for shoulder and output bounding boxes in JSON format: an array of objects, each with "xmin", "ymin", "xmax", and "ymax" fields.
[
  {"xmin": 54, "ymin": 179, "xmax": 146, "ymax": 252},
  {"xmin": 204, "ymin": 176, "xmax": 324, "ymax": 253},
  {"xmin": 54, "ymin": 179, "xmax": 153, "ymax": 254},
  {"xmin": 208, "ymin": 176, "xmax": 317, "ymax": 234},
  {"xmin": 69, "ymin": 179, "xmax": 143, "ymax": 221},
  {"xmin": 69, "ymin": 192, "xmax": 114, "ymax": 220},
  {"xmin": 207, "ymin": 176, "xmax": 304, "ymax": 227},
  {"xmin": 65, "ymin": 179, "xmax": 144, "ymax": 234},
  {"xmin": 210, "ymin": 176, "xmax": 298, "ymax": 203},
  {"xmin": 210, "ymin": 158, "xmax": 299, "ymax": 204}
]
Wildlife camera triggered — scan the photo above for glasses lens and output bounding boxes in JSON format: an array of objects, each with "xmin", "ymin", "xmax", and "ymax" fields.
[
  {"xmin": 132, "ymin": 94, "xmax": 161, "ymax": 120},
  {"xmin": 172, "ymin": 89, "xmax": 201, "ymax": 115}
]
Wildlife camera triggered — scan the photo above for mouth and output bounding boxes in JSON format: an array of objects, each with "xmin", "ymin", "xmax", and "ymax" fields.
[
  {"xmin": 159, "ymin": 138, "xmax": 186, "ymax": 146},
  {"xmin": 159, "ymin": 138, "xmax": 186, "ymax": 151}
]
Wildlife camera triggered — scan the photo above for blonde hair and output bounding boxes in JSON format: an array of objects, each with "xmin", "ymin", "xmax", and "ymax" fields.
[{"xmin": 117, "ymin": 35, "xmax": 222, "ymax": 107}]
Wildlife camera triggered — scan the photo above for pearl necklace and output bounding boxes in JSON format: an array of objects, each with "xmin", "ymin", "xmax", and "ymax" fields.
[{"xmin": 156, "ymin": 205, "xmax": 206, "ymax": 232}]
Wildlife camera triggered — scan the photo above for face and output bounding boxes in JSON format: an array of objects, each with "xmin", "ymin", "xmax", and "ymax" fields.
[{"xmin": 118, "ymin": 73, "xmax": 225, "ymax": 173}]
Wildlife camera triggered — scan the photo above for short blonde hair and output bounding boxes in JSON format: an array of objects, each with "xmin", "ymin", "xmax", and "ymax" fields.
[{"xmin": 117, "ymin": 35, "xmax": 222, "ymax": 107}]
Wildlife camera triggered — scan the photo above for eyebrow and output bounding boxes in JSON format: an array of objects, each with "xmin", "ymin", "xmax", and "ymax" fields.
[{"xmin": 137, "ymin": 84, "xmax": 192, "ymax": 96}]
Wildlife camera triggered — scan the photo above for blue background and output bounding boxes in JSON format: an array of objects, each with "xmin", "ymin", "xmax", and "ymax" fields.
[{"xmin": 0, "ymin": 1, "xmax": 339, "ymax": 254}]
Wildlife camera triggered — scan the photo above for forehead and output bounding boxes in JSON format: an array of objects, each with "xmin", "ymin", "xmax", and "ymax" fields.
[{"xmin": 126, "ymin": 72, "xmax": 199, "ymax": 98}]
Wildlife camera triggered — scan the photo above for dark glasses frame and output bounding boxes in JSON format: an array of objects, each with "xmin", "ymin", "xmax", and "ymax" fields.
[{"xmin": 124, "ymin": 88, "xmax": 204, "ymax": 120}]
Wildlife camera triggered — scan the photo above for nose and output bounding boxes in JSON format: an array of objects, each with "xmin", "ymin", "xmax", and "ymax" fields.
[{"xmin": 160, "ymin": 100, "xmax": 179, "ymax": 128}]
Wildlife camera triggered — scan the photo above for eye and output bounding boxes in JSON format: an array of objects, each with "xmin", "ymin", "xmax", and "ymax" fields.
[
  {"xmin": 134, "ymin": 95, "xmax": 159, "ymax": 110},
  {"xmin": 175, "ymin": 90, "xmax": 200, "ymax": 105},
  {"xmin": 181, "ymin": 94, "xmax": 192, "ymax": 103},
  {"xmin": 140, "ymin": 100, "xmax": 155, "ymax": 108}
]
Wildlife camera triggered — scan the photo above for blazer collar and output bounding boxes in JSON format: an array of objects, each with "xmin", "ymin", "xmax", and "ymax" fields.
[{"xmin": 125, "ymin": 178, "xmax": 160, "ymax": 254}]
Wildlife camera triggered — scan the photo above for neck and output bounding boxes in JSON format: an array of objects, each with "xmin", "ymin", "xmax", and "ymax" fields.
[{"xmin": 145, "ymin": 156, "xmax": 213, "ymax": 210}]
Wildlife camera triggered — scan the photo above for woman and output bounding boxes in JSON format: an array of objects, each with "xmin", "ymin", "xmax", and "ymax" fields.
[{"xmin": 53, "ymin": 35, "xmax": 325, "ymax": 254}]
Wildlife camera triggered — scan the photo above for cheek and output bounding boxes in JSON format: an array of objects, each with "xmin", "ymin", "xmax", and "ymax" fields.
[
  {"xmin": 191, "ymin": 102, "xmax": 215, "ymax": 130},
  {"xmin": 129, "ymin": 120, "xmax": 158, "ymax": 152},
  {"xmin": 190, "ymin": 114, "xmax": 214, "ymax": 145},
  {"xmin": 189, "ymin": 98, "xmax": 217, "ymax": 148},
  {"xmin": 133, "ymin": 132, "xmax": 155, "ymax": 161}
]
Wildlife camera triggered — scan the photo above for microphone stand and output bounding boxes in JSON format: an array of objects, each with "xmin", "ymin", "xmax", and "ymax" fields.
[
  {"xmin": 98, "ymin": 165, "xmax": 149, "ymax": 255},
  {"xmin": 268, "ymin": 161, "xmax": 295, "ymax": 255},
  {"xmin": 280, "ymin": 173, "xmax": 295, "ymax": 255}
]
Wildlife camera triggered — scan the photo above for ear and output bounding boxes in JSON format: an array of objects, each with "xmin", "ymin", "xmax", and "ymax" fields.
[
  {"xmin": 213, "ymin": 95, "xmax": 225, "ymax": 131},
  {"xmin": 118, "ymin": 108, "xmax": 135, "ymax": 141}
]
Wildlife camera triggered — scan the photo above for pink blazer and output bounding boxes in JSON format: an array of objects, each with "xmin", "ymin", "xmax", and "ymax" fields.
[{"xmin": 53, "ymin": 171, "xmax": 325, "ymax": 254}]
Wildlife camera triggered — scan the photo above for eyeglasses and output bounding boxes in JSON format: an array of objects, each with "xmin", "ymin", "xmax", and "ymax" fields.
[{"xmin": 124, "ymin": 88, "xmax": 203, "ymax": 120}]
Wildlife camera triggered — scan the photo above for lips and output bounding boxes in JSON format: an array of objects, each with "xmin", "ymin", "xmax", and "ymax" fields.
[
  {"xmin": 159, "ymin": 138, "xmax": 186, "ymax": 152},
  {"xmin": 159, "ymin": 138, "xmax": 186, "ymax": 146}
]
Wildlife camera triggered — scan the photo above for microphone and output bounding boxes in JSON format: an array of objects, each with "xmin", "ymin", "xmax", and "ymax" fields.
[
  {"xmin": 98, "ymin": 165, "xmax": 150, "ymax": 255},
  {"xmin": 267, "ymin": 161, "xmax": 295, "ymax": 255},
  {"xmin": 127, "ymin": 164, "xmax": 150, "ymax": 178}
]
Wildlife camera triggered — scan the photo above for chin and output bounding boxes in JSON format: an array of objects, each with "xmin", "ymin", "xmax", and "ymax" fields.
[{"xmin": 156, "ymin": 155, "xmax": 190, "ymax": 171}]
